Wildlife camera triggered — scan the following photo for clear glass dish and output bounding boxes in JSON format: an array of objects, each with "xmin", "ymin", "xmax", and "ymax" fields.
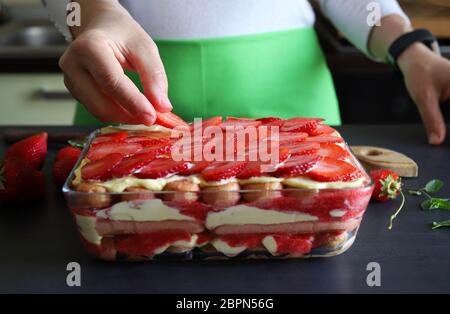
[{"xmin": 63, "ymin": 129, "xmax": 374, "ymax": 261}]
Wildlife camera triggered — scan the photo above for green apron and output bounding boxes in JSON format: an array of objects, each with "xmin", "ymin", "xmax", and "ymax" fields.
[{"xmin": 74, "ymin": 28, "xmax": 341, "ymax": 125}]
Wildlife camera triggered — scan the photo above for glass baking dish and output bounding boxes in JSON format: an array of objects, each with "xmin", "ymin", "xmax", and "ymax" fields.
[{"xmin": 63, "ymin": 129, "xmax": 374, "ymax": 261}]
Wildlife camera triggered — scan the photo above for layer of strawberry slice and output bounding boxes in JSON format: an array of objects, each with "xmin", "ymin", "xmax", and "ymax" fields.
[
  {"xmin": 310, "ymin": 124, "xmax": 336, "ymax": 136},
  {"xmin": 87, "ymin": 142, "xmax": 142, "ymax": 161},
  {"xmin": 275, "ymin": 132, "xmax": 308, "ymax": 144},
  {"xmin": 307, "ymin": 157, "xmax": 361, "ymax": 182},
  {"xmin": 92, "ymin": 131, "xmax": 128, "ymax": 144},
  {"xmin": 256, "ymin": 117, "xmax": 282, "ymax": 124},
  {"xmin": 283, "ymin": 141, "xmax": 320, "ymax": 156},
  {"xmin": 123, "ymin": 136, "xmax": 172, "ymax": 147},
  {"xmin": 317, "ymin": 143, "xmax": 350, "ymax": 160},
  {"xmin": 201, "ymin": 161, "xmax": 248, "ymax": 181},
  {"xmin": 115, "ymin": 231, "xmax": 192, "ymax": 256},
  {"xmin": 220, "ymin": 119, "xmax": 262, "ymax": 130},
  {"xmin": 274, "ymin": 154, "xmax": 320, "ymax": 177},
  {"xmin": 236, "ymin": 161, "xmax": 262, "ymax": 179},
  {"xmin": 305, "ymin": 135, "xmax": 344, "ymax": 144},
  {"xmin": 136, "ymin": 158, "xmax": 190, "ymax": 179},
  {"xmin": 156, "ymin": 111, "xmax": 190, "ymax": 129},
  {"xmin": 178, "ymin": 160, "xmax": 210, "ymax": 176},
  {"xmin": 139, "ymin": 141, "xmax": 174, "ymax": 156},
  {"xmin": 111, "ymin": 152, "xmax": 158, "ymax": 178},
  {"xmin": 81, "ymin": 153, "xmax": 123, "ymax": 181},
  {"xmin": 280, "ymin": 118, "xmax": 324, "ymax": 134},
  {"xmin": 219, "ymin": 234, "xmax": 265, "ymax": 249},
  {"xmin": 269, "ymin": 234, "xmax": 313, "ymax": 255}
]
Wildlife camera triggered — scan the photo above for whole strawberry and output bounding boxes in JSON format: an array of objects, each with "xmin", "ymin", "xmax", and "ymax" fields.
[
  {"xmin": 370, "ymin": 169, "xmax": 402, "ymax": 202},
  {"xmin": 0, "ymin": 157, "xmax": 46, "ymax": 203},
  {"xmin": 5, "ymin": 132, "xmax": 48, "ymax": 170}
]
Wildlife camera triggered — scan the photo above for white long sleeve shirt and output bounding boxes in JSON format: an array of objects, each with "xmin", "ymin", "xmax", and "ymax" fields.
[{"xmin": 43, "ymin": 0, "xmax": 409, "ymax": 57}]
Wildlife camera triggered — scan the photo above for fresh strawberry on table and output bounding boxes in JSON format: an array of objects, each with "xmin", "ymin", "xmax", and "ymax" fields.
[
  {"xmin": 5, "ymin": 132, "xmax": 48, "ymax": 170},
  {"xmin": 0, "ymin": 157, "xmax": 46, "ymax": 203},
  {"xmin": 55, "ymin": 146, "xmax": 82, "ymax": 162},
  {"xmin": 370, "ymin": 169, "xmax": 402, "ymax": 202}
]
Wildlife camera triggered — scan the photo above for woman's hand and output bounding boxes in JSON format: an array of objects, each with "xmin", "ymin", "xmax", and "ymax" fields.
[
  {"xmin": 59, "ymin": 0, "xmax": 172, "ymax": 125},
  {"xmin": 398, "ymin": 43, "xmax": 450, "ymax": 145}
]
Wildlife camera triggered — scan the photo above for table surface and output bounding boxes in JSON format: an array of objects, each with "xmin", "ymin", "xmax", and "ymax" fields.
[{"xmin": 1, "ymin": 125, "xmax": 450, "ymax": 294}]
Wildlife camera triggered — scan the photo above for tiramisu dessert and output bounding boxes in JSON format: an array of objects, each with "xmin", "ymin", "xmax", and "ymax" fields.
[{"xmin": 64, "ymin": 114, "xmax": 373, "ymax": 260}]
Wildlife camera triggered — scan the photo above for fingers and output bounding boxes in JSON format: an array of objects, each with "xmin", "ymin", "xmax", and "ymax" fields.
[
  {"xmin": 128, "ymin": 39, "xmax": 173, "ymax": 113},
  {"xmin": 63, "ymin": 66, "xmax": 140, "ymax": 125},
  {"xmin": 77, "ymin": 41, "xmax": 158, "ymax": 125},
  {"xmin": 416, "ymin": 90, "xmax": 447, "ymax": 145}
]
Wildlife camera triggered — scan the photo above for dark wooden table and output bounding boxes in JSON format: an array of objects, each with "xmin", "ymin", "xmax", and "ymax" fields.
[{"xmin": 1, "ymin": 125, "xmax": 449, "ymax": 294}]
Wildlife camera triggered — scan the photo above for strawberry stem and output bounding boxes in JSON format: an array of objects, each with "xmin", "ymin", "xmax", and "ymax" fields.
[{"xmin": 388, "ymin": 190, "xmax": 406, "ymax": 230}]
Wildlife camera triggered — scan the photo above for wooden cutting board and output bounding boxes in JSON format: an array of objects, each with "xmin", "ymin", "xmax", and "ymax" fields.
[{"xmin": 350, "ymin": 146, "xmax": 419, "ymax": 177}]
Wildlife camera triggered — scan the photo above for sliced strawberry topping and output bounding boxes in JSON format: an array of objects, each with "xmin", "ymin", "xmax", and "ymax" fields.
[
  {"xmin": 273, "ymin": 132, "xmax": 308, "ymax": 144},
  {"xmin": 136, "ymin": 158, "xmax": 190, "ymax": 179},
  {"xmin": 274, "ymin": 154, "xmax": 320, "ymax": 177},
  {"xmin": 115, "ymin": 231, "xmax": 192, "ymax": 256},
  {"xmin": 307, "ymin": 157, "xmax": 361, "ymax": 182},
  {"xmin": 138, "ymin": 141, "xmax": 173, "ymax": 156},
  {"xmin": 236, "ymin": 161, "xmax": 262, "ymax": 179},
  {"xmin": 87, "ymin": 142, "xmax": 142, "ymax": 161},
  {"xmin": 220, "ymin": 119, "xmax": 262, "ymax": 130},
  {"xmin": 92, "ymin": 131, "xmax": 128, "ymax": 144},
  {"xmin": 282, "ymin": 141, "xmax": 320, "ymax": 156},
  {"xmin": 281, "ymin": 118, "xmax": 323, "ymax": 134},
  {"xmin": 123, "ymin": 136, "xmax": 172, "ymax": 147},
  {"xmin": 156, "ymin": 111, "xmax": 190, "ymax": 129},
  {"xmin": 256, "ymin": 117, "xmax": 282, "ymax": 124},
  {"xmin": 305, "ymin": 135, "xmax": 344, "ymax": 144},
  {"xmin": 317, "ymin": 143, "xmax": 350, "ymax": 160},
  {"xmin": 111, "ymin": 153, "xmax": 158, "ymax": 178},
  {"xmin": 178, "ymin": 160, "xmax": 210, "ymax": 176},
  {"xmin": 201, "ymin": 161, "xmax": 248, "ymax": 181},
  {"xmin": 81, "ymin": 153, "xmax": 123, "ymax": 181},
  {"xmin": 310, "ymin": 124, "xmax": 336, "ymax": 136}
]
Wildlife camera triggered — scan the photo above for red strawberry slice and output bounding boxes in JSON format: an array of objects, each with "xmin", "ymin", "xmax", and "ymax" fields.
[
  {"xmin": 136, "ymin": 158, "xmax": 190, "ymax": 179},
  {"xmin": 220, "ymin": 234, "xmax": 265, "ymax": 249},
  {"xmin": 52, "ymin": 155, "xmax": 79, "ymax": 187},
  {"xmin": 123, "ymin": 136, "xmax": 171, "ymax": 147},
  {"xmin": 274, "ymin": 154, "xmax": 320, "ymax": 177},
  {"xmin": 256, "ymin": 117, "xmax": 282, "ymax": 124},
  {"xmin": 317, "ymin": 143, "xmax": 350, "ymax": 160},
  {"xmin": 178, "ymin": 160, "xmax": 210, "ymax": 176},
  {"xmin": 310, "ymin": 124, "xmax": 336, "ymax": 136},
  {"xmin": 0, "ymin": 157, "xmax": 46, "ymax": 203},
  {"xmin": 138, "ymin": 141, "xmax": 173, "ymax": 156},
  {"xmin": 283, "ymin": 141, "xmax": 320, "ymax": 156},
  {"xmin": 55, "ymin": 146, "xmax": 81, "ymax": 162},
  {"xmin": 156, "ymin": 111, "xmax": 190, "ymax": 129},
  {"xmin": 5, "ymin": 132, "xmax": 48, "ymax": 170},
  {"xmin": 273, "ymin": 132, "xmax": 308, "ymax": 144},
  {"xmin": 220, "ymin": 120, "xmax": 262, "ymax": 130},
  {"xmin": 115, "ymin": 231, "xmax": 192, "ymax": 256},
  {"xmin": 111, "ymin": 153, "xmax": 158, "ymax": 178},
  {"xmin": 92, "ymin": 131, "xmax": 128, "ymax": 144},
  {"xmin": 281, "ymin": 118, "xmax": 323, "ymax": 135},
  {"xmin": 87, "ymin": 142, "xmax": 143, "ymax": 161},
  {"xmin": 201, "ymin": 161, "xmax": 248, "ymax": 181},
  {"xmin": 236, "ymin": 161, "xmax": 262, "ymax": 179},
  {"xmin": 307, "ymin": 157, "xmax": 361, "ymax": 182},
  {"xmin": 305, "ymin": 135, "xmax": 344, "ymax": 144},
  {"xmin": 270, "ymin": 234, "xmax": 313, "ymax": 255},
  {"xmin": 81, "ymin": 153, "xmax": 123, "ymax": 181}
]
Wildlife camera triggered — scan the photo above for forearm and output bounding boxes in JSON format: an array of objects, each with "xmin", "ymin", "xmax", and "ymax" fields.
[{"xmin": 368, "ymin": 14, "xmax": 413, "ymax": 63}]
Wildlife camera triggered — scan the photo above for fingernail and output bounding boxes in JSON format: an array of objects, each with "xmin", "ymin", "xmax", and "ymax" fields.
[
  {"xmin": 429, "ymin": 132, "xmax": 440, "ymax": 145},
  {"xmin": 160, "ymin": 94, "xmax": 173, "ymax": 112},
  {"xmin": 141, "ymin": 112, "xmax": 156, "ymax": 126}
]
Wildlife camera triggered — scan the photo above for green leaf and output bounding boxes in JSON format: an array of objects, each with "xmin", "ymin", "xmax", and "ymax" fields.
[
  {"xmin": 421, "ymin": 198, "xmax": 450, "ymax": 211},
  {"xmin": 432, "ymin": 220, "xmax": 450, "ymax": 230},
  {"xmin": 408, "ymin": 190, "xmax": 422, "ymax": 196},
  {"xmin": 424, "ymin": 179, "xmax": 444, "ymax": 194}
]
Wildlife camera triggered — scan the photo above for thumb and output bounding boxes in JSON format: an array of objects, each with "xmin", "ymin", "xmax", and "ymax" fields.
[
  {"xmin": 129, "ymin": 41, "xmax": 173, "ymax": 113},
  {"xmin": 416, "ymin": 91, "xmax": 446, "ymax": 145}
]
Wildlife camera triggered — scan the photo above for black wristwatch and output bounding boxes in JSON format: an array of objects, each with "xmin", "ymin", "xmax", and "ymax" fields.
[{"xmin": 387, "ymin": 29, "xmax": 441, "ymax": 73}]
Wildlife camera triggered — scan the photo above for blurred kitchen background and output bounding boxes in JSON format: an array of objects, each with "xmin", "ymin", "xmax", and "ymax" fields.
[{"xmin": 0, "ymin": 0, "xmax": 449, "ymax": 125}]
